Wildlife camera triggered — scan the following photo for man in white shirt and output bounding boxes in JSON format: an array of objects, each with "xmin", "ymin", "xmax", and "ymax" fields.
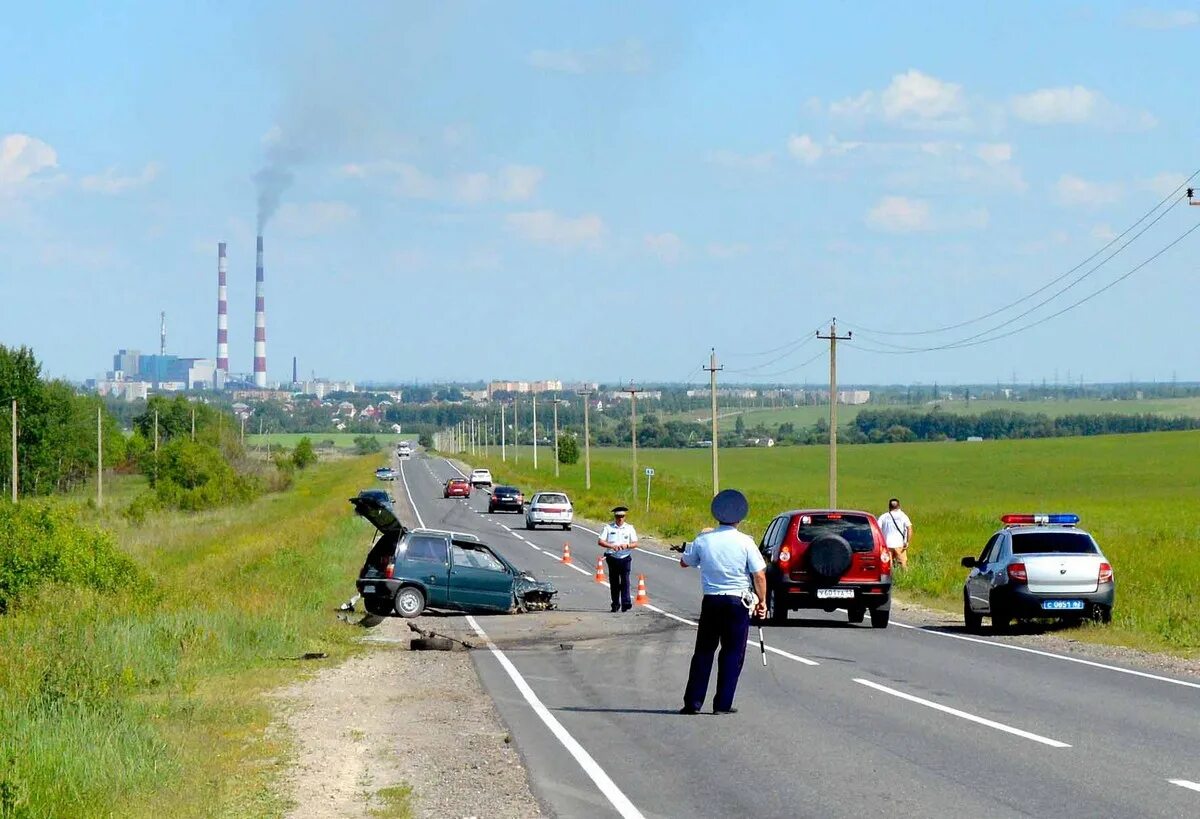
[
  {"xmin": 678, "ymin": 489, "xmax": 767, "ymax": 715},
  {"xmin": 598, "ymin": 506, "xmax": 639, "ymax": 612},
  {"xmin": 878, "ymin": 497, "xmax": 913, "ymax": 569}
]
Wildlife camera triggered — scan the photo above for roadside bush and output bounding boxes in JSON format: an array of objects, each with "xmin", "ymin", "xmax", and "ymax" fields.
[
  {"xmin": 418, "ymin": 432, "xmax": 433, "ymax": 450},
  {"xmin": 557, "ymin": 434, "xmax": 579, "ymax": 465},
  {"xmin": 292, "ymin": 437, "xmax": 317, "ymax": 469},
  {"xmin": 0, "ymin": 503, "xmax": 142, "ymax": 612},
  {"xmin": 353, "ymin": 435, "xmax": 382, "ymax": 455},
  {"xmin": 142, "ymin": 439, "xmax": 261, "ymax": 513}
]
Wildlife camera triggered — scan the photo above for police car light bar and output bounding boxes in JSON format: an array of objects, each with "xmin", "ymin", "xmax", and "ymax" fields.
[{"xmin": 1001, "ymin": 513, "xmax": 1080, "ymax": 525}]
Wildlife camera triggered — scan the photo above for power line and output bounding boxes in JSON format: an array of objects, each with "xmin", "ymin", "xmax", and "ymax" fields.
[
  {"xmin": 724, "ymin": 332, "xmax": 820, "ymax": 374},
  {"xmin": 844, "ymin": 171, "xmax": 1198, "ymax": 338},
  {"xmin": 724, "ymin": 322, "xmax": 827, "ymax": 358},
  {"xmin": 726, "ymin": 348, "xmax": 826, "ymax": 379}
]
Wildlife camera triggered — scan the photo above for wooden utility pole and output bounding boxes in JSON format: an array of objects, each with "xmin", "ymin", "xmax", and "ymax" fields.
[
  {"xmin": 501, "ymin": 403, "xmax": 507, "ymax": 461},
  {"xmin": 97, "ymin": 406, "xmax": 103, "ymax": 508},
  {"xmin": 817, "ymin": 320, "xmax": 852, "ymax": 507},
  {"xmin": 577, "ymin": 389, "xmax": 593, "ymax": 490},
  {"xmin": 704, "ymin": 348, "xmax": 723, "ymax": 497},
  {"xmin": 532, "ymin": 391, "xmax": 539, "ymax": 470},
  {"xmin": 191, "ymin": 407, "xmax": 196, "ymax": 441},
  {"xmin": 514, "ymin": 400, "xmax": 520, "ymax": 464},
  {"xmin": 10, "ymin": 399, "xmax": 17, "ymax": 503},
  {"xmin": 623, "ymin": 383, "xmax": 639, "ymax": 498},
  {"xmin": 552, "ymin": 393, "xmax": 560, "ymax": 478}
]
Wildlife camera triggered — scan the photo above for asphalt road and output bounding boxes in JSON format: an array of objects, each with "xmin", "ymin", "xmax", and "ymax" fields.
[{"xmin": 391, "ymin": 452, "xmax": 1200, "ymax": 819}]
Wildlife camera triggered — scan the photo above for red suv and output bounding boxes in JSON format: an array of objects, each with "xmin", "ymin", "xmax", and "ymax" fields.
[{"xmin": 760, "ymin": 509, "xmax": 892, "ymax": 628}]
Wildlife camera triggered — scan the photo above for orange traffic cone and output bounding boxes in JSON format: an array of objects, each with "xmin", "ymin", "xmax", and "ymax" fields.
[
  {"xmin": 634, "ymin": 574, "xmax": 650, "ymax": 606},
  {"xmin": 560, "ymin": 543, "xmax": 573, "ymax": 564},
  {"xmin": 594, "ymin": 555, "xmax": 606, "ymax": 583}
]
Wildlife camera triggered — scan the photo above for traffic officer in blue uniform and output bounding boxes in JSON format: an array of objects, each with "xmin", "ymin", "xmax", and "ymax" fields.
[
  {"xmin": 678, "ymin": 489, "xmax": 767, "ymax": 715},
  {"xmin": 598, "ymin": 506, "xmax": 639, "ymax": 612}
]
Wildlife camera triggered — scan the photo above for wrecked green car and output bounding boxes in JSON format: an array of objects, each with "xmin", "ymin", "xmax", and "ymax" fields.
[{"xmin": 350, "ymin": 495, "xmax": 558, "ymax": 617}]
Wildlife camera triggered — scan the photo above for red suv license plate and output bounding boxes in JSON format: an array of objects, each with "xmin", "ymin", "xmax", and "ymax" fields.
[{"xmin": 816, "ymin": 588, "xmax": 855, "ymax": 599}]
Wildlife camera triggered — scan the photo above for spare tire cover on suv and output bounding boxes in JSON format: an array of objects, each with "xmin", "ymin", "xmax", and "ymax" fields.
[{"xmin": 808, "ymin": 534, "xmax": 853, "ymax": 579}]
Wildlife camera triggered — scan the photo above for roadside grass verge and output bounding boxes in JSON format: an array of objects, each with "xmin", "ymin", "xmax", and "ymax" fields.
[
  {"xmin": 247, "ymin": 432, "xmax": 407, "ymax": 451},
  {"xmin": 461, "ymin": 431, "xmax": 1200, "ymax": 657},
  {"xmin": 0, "ymin": 458, "xmax": 377, "ymax": 818}
]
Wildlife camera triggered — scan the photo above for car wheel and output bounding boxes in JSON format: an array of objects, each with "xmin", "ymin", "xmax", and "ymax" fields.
[
  {"xmin": 963, "ymin": 592, "xmax": 983, "ymax": 634},
  {"xmin": 525, "ymin": 519, "xmax": 535, "ymax": 530},
  {"xmin": 769, "ymin": 589, "xmax": 788, "ymax": 624},
  {"xmin": 869, "ymin": 608, "xmax": 890, "ymax": 629},
  {"xmin": 363, "ymin": 595, "xmax": 393, "ymax": 617},
  {"xmin": 990, "ymin": 597, "xmax": 1011, "ymax": 633},
  {"xmin": 563, "ymin": 524, "xmax": 571, "ymax": 531},
  {"xmin": 1093, "ymin": 605, "xmax": 1112, "ymax": 624},
  {"xmin": 394, "ymin": 586, "xmax": 426, "ymax": 619},
  {"xmin": 847, "ymin": 606, "xmax": 866, "ymax": 624}
]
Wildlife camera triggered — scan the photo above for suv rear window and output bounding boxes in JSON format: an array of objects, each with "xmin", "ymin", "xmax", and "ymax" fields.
[
  {"xmin": 795, "ymin": 514, "xmax": 876, "ymax": 552},
  {"xmin": 495, "ymin": 486, "xmax": 519, "ymax": 495},
  {"xmin": 537, "ymin": 494, "xmax": 568, "ymax": 505},
  {"xmin": 1011, "ymin": 532, "xmax": 1098, "ymax": 555}
]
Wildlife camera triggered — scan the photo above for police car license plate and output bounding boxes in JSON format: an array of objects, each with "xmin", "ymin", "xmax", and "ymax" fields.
[
  {"xmin": 1041, "ymin": 599, "xmax": 1084, "ymax": 610},
  {"xmin": 816, "ymin": 588, "xmax": 855, "ymax": 599},
  {"xmin": 363, "ymin": 585, "xmax": 376, "ymax": 594}
]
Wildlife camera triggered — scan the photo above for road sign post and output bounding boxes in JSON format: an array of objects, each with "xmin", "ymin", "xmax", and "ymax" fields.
[{"xmin": 644, "ymin": 467, "xmax": 655, "ymax": 513}]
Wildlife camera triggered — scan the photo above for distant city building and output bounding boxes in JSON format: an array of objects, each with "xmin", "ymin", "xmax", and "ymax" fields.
[
  {"xmin": 487, "ymin": 379, "xmax": 563, "ymax": 397},
  {"xmin": 686, "ymin": 388, "xmax": 760, "ymax": 399},
  {"xmin": 463, "ymin": 389, "xmax": 489, "ymax": 402},
  {"xmin": 230, "ymin": 389, "xmax": 293, "ymax": 401},
  {"xmin": 605, "ymin": 389, "xmax": 662, "ymax": 401},
  {"xmin": 297, "ymin": 379, "xmax": 356, "ymax": 399},
  {"xmin": 96, "ymin": 380, "xmax": 150, "ymax": 401},
  {"xmin": 837, "ymin": 390, "xmax": 871, "ymax": 405}
]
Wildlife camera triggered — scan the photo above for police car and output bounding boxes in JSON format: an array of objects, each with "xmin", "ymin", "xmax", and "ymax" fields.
[{"xmin": 960, "ymin": 514, "xmax": 1114, "ymax": 633}]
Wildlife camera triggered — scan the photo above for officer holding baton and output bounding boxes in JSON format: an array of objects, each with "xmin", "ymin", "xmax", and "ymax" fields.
[
  {"xmin": 678, "ymin": 489, "xmax": 767, "ymax": 715},
  {"xmin": 598, "ymin": 505, "xmax": 638, "ymax": 612}
]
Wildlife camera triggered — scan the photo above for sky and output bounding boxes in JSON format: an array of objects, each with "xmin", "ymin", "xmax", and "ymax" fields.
[{"xmin": 1, "ymin": 1, "xmax": 1198, "ymax": 388}]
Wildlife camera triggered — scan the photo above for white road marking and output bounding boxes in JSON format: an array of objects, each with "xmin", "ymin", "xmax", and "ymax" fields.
[
  {"xmin": 1168, "ymin": 779, "xmax": 1200, "ymax": 793},
  {"xmin": 398, "ymin": 461, "xmax": 425, "ymax": 528},
  {"xmin": 467, "ymin": 616, "xmax": 645, "ymax": 819},
  {"xmin": 892, "ymin": 622, "xmax": 1200, "ymax": 690},
  {"xmin": 853, "ymin": 678, "xmax": 1071, "ymax": 748},
  {"xmin": 643, "ymin": 604, "xmax": 696, "ymax": 626}
]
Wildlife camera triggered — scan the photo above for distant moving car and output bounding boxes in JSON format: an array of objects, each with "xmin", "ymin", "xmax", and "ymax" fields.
[
  {"xmin": 961, "ymin": 513, "xmax": 1113, "ymax": 633},
  {"xmin": 526, "ymin": 492, "xmax": 573, "ymax": 530},
  {"xmin": 760, "ymin": 509, "xmax": 892, "ymax": 628},
  {"xmin": 488, "ymin": 485, "xmax": 525, "ymax": 514},
  {"xmin": 356, "ymin": 488, "xmax": 394, "ymax": 511},
  {"xmin": 397, "ymin": 441, "xmax": 413, "ymax": 459},
  {"xmin": 375, "ymin": 466, "xmax": 398, "ymax": 481},
  {"xmin": 350, "ymin": 495, "xmax": 557, "ymax": 617},
  {"xmin": 444, "ymin": 478, "xmax": 471, "ymax": 498},
  {"xmin": 469, "ymin": 468, "xmax": 493, "ymax": 489}
]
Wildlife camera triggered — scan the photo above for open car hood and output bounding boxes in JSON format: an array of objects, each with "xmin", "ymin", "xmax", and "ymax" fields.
[{"xmin": 349, "ymin": 495, "xmax": 407, "ymax": 535}]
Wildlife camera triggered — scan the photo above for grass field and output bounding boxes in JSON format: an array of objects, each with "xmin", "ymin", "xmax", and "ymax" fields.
[
  {"xmin": 246, "ymin": 431, "xmax": 411, "ymax": 449},
  {"xmin": 661, "ymin": 396, "xmax": 1200, "ymax": 431},
  {"xmin": 465, "ymin": 432, "xmax": 1200, "ymax": 656},
  {"xmin": 0, "ymin": 457, "xmax": 384, "ymax": 817}
]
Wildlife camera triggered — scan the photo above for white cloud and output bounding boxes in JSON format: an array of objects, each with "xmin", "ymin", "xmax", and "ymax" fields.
[
  {"xmin": 1010, "ymin": 86, "xmax": 1156, "ymax": 129},
  {"xmin": 1125, "ymin": 8, "xmax": 1199, "ymax": 29},
  {"xmin": 1141, "ymin": 171, "xmax": 1189, "ymax": 197},
  {"xmin": 1054, "ymin": 174, "xmax": 1122, "ymax": 207},
  {"xmin": 497, "ymin": 164, "xmax": 544, "ymax": 201},
  {"xmin": 975, "ymin": 142, "xmax": 1013, "ymax": 164},
  {"xmin": 829, "ymin": 70, "xmax": 969, "ymax": 129},
  {"xmin": 706, "ymin": 242, "xmax": 751, "ymax": 260},
  {"xmin": 0, "ymin": 134, "xmax": 60, "ymax": 194},
  {"xmin": 644, "ymin": 232, "xmax": 684, "ymax": 264},
  {"xmin": 865, "ymin": 196, "xmax": 933, "ymax": 233},
  {"xmin": 707, "ymin": 150, "xmax": 775, "ymax": 171},
  {"xmin": 275, "ymin": 201, "xmax": 357, "ymax": 237},
  {"xmin": 786, "ymin": 134, "xmax": 823, "ymax": 164},
  {"xmin": 342, "ymin": 161, "xmax": 542, "ymax": 203},
  {"xmin": 80, "ymin": 161, "xmax": 162, "ymax": 194},
  {"xmin": 1091, "ymin": 224, "xmax": 1117, "ymax": 242},
  {"xmin": 506, "ymin": 210, "xmax": 606, "ymax": 248},
  {"xmin": 527, "ymin": 40, "xmax": 649, "ymax": 74}
]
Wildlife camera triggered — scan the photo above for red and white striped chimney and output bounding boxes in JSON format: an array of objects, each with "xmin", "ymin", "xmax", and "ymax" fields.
[
  {"xmin": 253, "ymin": 235, "xmax": 267, "ymax": 388},
  {"xmin": 216, "ymin": 242, "xmax": 229, "ymax": 380}
]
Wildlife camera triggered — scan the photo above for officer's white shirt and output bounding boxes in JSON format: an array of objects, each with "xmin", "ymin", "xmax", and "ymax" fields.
[
  {"xmin": 681, "ymin": 525, "xmax": 766, "ymax": 595},
  {"xmin": 878, "ymin": 508, "xmax": 912, "ymax": 550},
  {"xmin": 599, "ymin": 522, "xmax": 638, "ymax": 560}
]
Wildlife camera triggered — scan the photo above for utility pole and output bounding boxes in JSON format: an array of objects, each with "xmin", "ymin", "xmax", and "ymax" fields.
[
  {"xmin": 577, "ymin": 388, "xmax": 593, "ymax": 490},
  {"xmin": 97, "ymin": 406, "xmax": 103, "ymax": 508},
  {"xmin": 623, "ymin": 383, "xmax": 639, "ymax": 498},
  {"xmin": 501, "ymin": 403, "xmax": 507, "ymax": 461},
  {"xmin": 10, "ymin": 399, "xmax": 17, "ymax": 503},
  {"xmin": 533, "ymin": 392, "xmax": 539, "ymax": 469},
  {"xmin": 154, "ymin": 409, "xmax": 160, "ymax": 453},
  {"xmin": 704, "ymin": 348, "xmax": 722, "ymax": 496},
  {"xmin": 817, "ymin": 320, "xmax": 852, "ymax": 507},
  {"xmin": 514, "ymin": 400, "xmax": 520, "ymax": 464},
  {"xmin": 552, "ymin": 392, "xmax": 560, "ymax": 478}
]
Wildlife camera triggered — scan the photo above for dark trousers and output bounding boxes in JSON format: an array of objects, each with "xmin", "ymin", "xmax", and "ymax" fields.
[
  {"xmin": 683, "ymin": 595, "xmax": 750, "ymax": 712},
  {"xmin": 606, "ymin": 556, "xmax": 632, "ymax": 609}
]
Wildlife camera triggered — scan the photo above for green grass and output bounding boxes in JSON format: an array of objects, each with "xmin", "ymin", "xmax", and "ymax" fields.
[
  {"xmin": 661, "ymin": 396, "xmax": 1200, "ymax": 432},
  {"xmin": 369, "ymin": 784, "xmax": 414, "ymax": 818},
  {"xmin": 246, "ymin": 432, "xmax": 409, "ymax": 450},
  {"xmin": 0, "ymin": 458, "xmax": 381, "ymax": 818},
  {"xmin": 467, "ymin": 432, "xmax": 1200, "ymax": 656}
]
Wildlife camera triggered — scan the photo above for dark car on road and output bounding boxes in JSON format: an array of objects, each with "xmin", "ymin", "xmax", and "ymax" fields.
[
  {"xmin": 760, "ymin": 509, "xmax": 892, "ymax": 628},
  {"xmin": 350, "ymin": 495, "xmax": 556, "ymax": 617},
  {"xmin": 487, "ymin": 485, "xmax": 525, "ymax": 514},
  {"xmin": 356, "ymin": 488, "xmax": 394, "ymax": 511}
]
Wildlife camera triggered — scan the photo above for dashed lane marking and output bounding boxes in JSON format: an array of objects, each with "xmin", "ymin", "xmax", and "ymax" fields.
[
  {"xmin": 853, "ymin": 678, "xmax": 1071, "ymax": 748},
  {"xmin": 1168, "ymin": 779, "xmax": 1200, "ymax": 793}
]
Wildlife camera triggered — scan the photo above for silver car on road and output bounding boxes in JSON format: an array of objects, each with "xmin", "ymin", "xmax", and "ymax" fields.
[{"xmin": 961, "ymin": 514, "xmax": 1114, "ymax": 633}]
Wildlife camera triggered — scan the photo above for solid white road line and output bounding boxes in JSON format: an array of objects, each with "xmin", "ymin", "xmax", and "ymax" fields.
[
  {"xmin": 892, "ymin": 622, "xmax": 1200, "ymax": 690},
  {"xmin": 1169, "ymin": 779, "xmax": 1200, "ymax": 793},
  {"xmin": 853, "ymin": 678, "xmax": 1071, "ymax": 748},
  {"xmin": 467, "ymin": 616, "xmax": 645, "ymax": 819},
  {"xmin": 398, "ymin": 461, "xmax": 426, "ymax": 528}
]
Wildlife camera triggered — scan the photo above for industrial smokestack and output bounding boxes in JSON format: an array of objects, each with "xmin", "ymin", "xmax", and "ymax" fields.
[
  {"xmin": 216, "ymin": 243, "xmax": 229, "ymax": 380},
  {"xmin": 292, "ymin": 356, "xmax": 298, "ymax": 385},
  {"xmin": 253, "ymin": 235, "xmax": 267, "ymax": 388}
]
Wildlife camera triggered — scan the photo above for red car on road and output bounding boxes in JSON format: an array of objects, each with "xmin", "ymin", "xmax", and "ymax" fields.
[
  {"xmin": 760, "ymin": 509, "xmax": 892, "ymax": 628},
  {"xmin": 443, "ymin": 478, "xmax": 471, "ymax": 499}
]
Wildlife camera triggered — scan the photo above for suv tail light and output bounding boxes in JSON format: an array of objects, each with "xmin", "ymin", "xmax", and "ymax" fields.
[
  {"xmin": 385, "ymin": 562, "xmax": 395, "ymax": 579},
  {"xmin": 1098, "ymin": 562, "xmax": 1113, "ymax": 584},
  {"xmin": 1007, "ymin": 562, "xmax": 1027, "ymax": 584}
]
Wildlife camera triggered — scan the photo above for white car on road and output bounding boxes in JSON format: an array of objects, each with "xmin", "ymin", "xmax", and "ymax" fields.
[
  {"xmin": 469, "ymin": 469, "xmax": 493, "ymax": 489},
  {"xmin": 526, "ymin": 492, "xmax": 574, "ymax": 530}
]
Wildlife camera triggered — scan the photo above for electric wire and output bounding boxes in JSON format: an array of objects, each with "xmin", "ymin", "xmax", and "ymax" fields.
[
  {"xmin": 844, "ymin": 196, "xmax": 1190, "ymax": 353},
  {"xmin": 726, "ymin": 348, "xmax": 826, "ymax": 379},
  {"xmin": 725, "ymin": 333, "xmax": 820, "ymax": 374},
  {"xmin": 842, "ymin": 170, "xmax": 1199, "ymax": 337},
  {"xmin": 724, "ymin": 322, "xmax": 828, "ymax": 359},
  {"xmin": 846, "ymin": 219, "xmax": 1200, "ymax": 355}
]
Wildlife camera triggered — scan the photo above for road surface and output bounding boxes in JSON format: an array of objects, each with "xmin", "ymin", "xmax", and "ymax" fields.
[{"xmin": 393, "ymin": 453, "xmax": 1199, "ymax": 818}]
